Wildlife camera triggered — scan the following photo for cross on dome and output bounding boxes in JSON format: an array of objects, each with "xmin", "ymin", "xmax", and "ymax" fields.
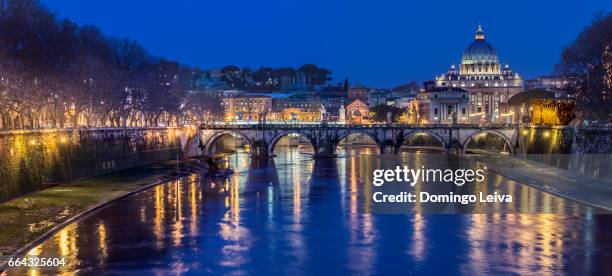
[{"xmin": 475, "ymin": 23, "xmax": 485, "ymax": 40}]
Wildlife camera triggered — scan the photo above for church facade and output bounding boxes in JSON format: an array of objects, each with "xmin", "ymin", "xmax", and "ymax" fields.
[{"xmin": 434, "ymin": 25, "xmax": 523, "ymax": 123}]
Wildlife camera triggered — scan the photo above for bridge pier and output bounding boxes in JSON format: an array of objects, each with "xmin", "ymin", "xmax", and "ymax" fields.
[
  {"xmin": 377, "ymin": 138, "xmax": 397, "ymax": 154},
  {"xmin": 380, "ymin": 144, "xmax": 396, "ymax": 154},
  {"xmin": 314, "ymin": 142, "xmax": 337, "ymax": 158},
  {"xmin": 251, "ymin": 145, "xmax": 272, "ymax": 158},
  {"xmin": 446, "ymin": 145, "xmax": 463, "ymax": 155},
  {"xmin": 313, "ymin": 152, "xmax": 337, "ymax": 158},
  {"xmin": 252, "ymin": 139, "xmax": 273, "ymax": 158},
  {"xmin": 446, "ymin": 139, "xmax": 464, "ymax": 155}
]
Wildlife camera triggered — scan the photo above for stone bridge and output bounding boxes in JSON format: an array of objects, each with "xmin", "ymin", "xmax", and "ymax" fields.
[{"xmin": 198, "ymin": 123, "xmax": 520, "ymax": 158}]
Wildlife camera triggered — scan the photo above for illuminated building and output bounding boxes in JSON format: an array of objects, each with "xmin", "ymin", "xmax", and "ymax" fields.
[
  {"xmin": 435, "ymin": 24, "xmax": 523, "ymax": 123},
  {"xmin": 345, "ymin": 99, "xmax": 370, "ymax": 123},
  {"xmin": 528, "ymin": 99, "xmax": 575, "ymax": 125},
  {"xmin": 222, "ymin": 94, "xmax": 272, "ymax": 122},
  {"xmin": 507, "ymin": 89, "xmax": 575, "ymax": 125},
  {"xmin": 368, "ymin": 90, "xmax": 418, "ymax": 108},
  {"xmin": 277, "ymin": 107, "xmax": 322, "ymax": 122},
  {"xmin": 416, "ymin": 87, "xmax": 470, "ymax": 124},
  {"xmin": 268, "ymin": 92, "xmax": 323, "ymax": 122}
]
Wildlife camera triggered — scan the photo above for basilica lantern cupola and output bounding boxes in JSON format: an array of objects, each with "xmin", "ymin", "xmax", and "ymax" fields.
[{"xmin": 475, "ymin": 24, "xmax": 485, "ymax": 40}]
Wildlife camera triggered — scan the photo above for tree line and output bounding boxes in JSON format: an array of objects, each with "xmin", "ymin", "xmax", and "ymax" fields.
[
  {"xmin": 219, "ymin": 64, "xmax": 333, "ymax": 90},
  {"xmin": 0, "ymin": 0, "xmax": 207, "ymax": 129}
]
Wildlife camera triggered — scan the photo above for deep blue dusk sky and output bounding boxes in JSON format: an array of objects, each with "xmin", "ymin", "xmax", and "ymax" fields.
[{"xmin": 41, "ymin": 0, "xmax": 611, "ymax": 88}]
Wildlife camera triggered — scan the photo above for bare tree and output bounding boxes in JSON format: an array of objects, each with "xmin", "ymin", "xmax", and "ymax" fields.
[{"xmin": 556, "ymin": 12, "xmax": 612, "ymax": 123}]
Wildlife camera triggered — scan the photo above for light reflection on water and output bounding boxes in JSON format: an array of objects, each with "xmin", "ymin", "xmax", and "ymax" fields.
[{"xmin": 6, "ymin": 146, "xmax": 612, "ymax": 275}]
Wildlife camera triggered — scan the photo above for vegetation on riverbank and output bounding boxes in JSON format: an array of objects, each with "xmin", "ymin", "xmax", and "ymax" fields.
[{"xmin": 0, "ymin": 162, "xmax": 178, "ymax": 257}]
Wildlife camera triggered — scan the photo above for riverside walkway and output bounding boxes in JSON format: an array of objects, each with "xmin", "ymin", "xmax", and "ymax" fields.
[{"xmin": 469, "ymin": 154, "xmax": 612, "ymax": 212}]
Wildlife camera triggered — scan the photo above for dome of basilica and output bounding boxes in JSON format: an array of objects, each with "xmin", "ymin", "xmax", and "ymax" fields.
[{"xmin": 461, "ymin": 25, "xmax": 499, "ymax": 65}]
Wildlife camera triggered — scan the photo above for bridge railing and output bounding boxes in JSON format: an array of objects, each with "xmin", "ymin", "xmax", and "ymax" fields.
[{"xmin": 200, "ymin": 122, "xmax": 518, "ymax": 129}]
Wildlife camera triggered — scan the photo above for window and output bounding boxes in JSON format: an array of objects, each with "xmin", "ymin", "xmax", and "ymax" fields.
[
  {"xmin": 462, "ymin": 108, "xmax": 466, "ymax": 115},
  {"xmin": 434, "ymin": 108, "xmax": 438, "ymax": 115}
]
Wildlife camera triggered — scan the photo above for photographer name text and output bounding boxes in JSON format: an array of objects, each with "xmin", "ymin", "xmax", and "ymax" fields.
[{"xmin": 371, "ymin": 166, "xmax": 512, "ymax": 204}]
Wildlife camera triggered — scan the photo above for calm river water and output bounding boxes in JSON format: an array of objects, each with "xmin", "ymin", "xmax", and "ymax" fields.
[{"xmin": 5, "ymin": 146, "xmax": 612, "ymax": 275}]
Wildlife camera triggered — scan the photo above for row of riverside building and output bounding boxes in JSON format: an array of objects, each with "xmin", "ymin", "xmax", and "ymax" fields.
[{"xmin": 196, "ymin": 25, "xmax": 578, "ymax": 125}]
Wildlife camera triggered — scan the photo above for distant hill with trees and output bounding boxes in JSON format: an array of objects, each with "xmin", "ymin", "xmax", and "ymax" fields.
[{"xmin": 219, "ymin": 63, "xmax": 333, "ymax": 91}]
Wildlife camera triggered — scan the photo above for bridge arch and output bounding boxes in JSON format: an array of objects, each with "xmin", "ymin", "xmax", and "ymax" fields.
[
  {"xmin": 336, "ymin": 130, "xmax": 381, "ymax": 154},
  {"xmin": 267, "ymin": 131, "xmax": 317, "ymax": 156},
  {"xmin": 203, "ymin": 130, "xmax": 254, "ymax": 155},
  {"xmin": 462, "ymin": 130, "xmax": 514, "ymax": 154},
  {"xmin": 339, "ymin": 130, "xmax": 378, "ymax": 142},
  {"xmin": 401, "ymin": 130, "xmax": 447, "ymax": 151}
]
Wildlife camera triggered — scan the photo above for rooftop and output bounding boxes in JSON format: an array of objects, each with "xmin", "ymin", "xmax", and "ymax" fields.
[{"xmin": 424, "ymin": 87, "xmax": 468, "ymax": 93}]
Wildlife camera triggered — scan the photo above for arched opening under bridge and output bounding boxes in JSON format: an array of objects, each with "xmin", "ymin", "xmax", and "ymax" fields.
[
  {"xmin": 400, "ymin": 131, "xmax": 446, "ymax": 153},
  {"xmin": 204, "ymin": 131, "xmax": 253, "ymax": 156},
  {"xmin": 463, "ymin": 131, "xmax": 513, "ymax": 155},
  {"xmin": 268, "ymin": 132, "xmax": 316, "ymax": 157},
  {"xmin": 336, "ymin": 132, "xmax": 380, "ymax": 155}
]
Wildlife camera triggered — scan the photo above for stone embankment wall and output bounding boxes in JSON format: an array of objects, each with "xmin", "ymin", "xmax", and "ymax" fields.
[
  {"xmin": 516, "ymin": 126, "xmax": 612, "ymax": 181},
  {"xmin": 0, "ymin": 127, "xmax": 196, "ymax": 202},
  {"xmin": 572, "ymin": 128, "xmax": 612, "ymax": 154}
]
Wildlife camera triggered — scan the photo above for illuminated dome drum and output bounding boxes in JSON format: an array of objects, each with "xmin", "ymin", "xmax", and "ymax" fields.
[
  {"xmin": 459, "ymin": 24, "xmax": 501, "ymax": 75},
  {"xmin": 462, "ymin": 40, "xmax": 498, "ymax": 65}
]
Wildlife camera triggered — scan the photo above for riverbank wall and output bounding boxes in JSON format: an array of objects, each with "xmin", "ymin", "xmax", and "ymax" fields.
[
  {"xmin": 517, "ymin": 126, "xmax": 612, "ymax": 155},
  {"xmin": 515, "ymin": 126, "xmax": 612, "ymax": 181},
  {"xmin": 0, "ymin": 127, "xmax": 197, "ymax": 202}
]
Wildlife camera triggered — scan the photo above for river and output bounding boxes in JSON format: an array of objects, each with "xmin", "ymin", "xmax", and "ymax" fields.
[{"xmin": 5, "ymin": 146, "xmax": 612, "ymax": 275}]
